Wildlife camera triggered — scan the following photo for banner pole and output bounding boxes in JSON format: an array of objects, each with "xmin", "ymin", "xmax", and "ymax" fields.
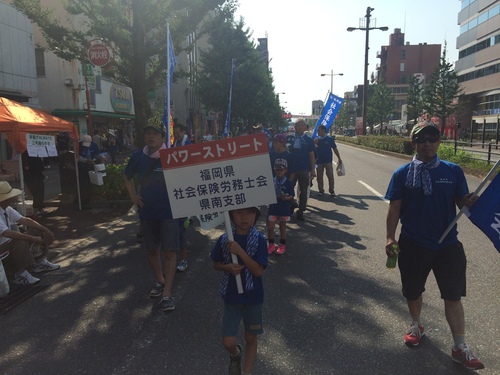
[
  {"xmin": 223, "ymin": 211, "xmax": 244, "ymax": 294},
  {"xmin": 438, "ymin": 159, "xmax": 500, "ymax": 243}
]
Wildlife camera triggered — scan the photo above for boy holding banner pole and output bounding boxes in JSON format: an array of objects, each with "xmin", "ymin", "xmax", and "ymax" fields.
[{"xmin": 210, "ymin": 207, "xmax": 267, "ymax": 375}]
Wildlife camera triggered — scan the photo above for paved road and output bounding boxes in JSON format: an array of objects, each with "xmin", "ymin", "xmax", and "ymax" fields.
[{"xmin": 0, "ymin": 145, "xmax": 498, "ymax": 374}]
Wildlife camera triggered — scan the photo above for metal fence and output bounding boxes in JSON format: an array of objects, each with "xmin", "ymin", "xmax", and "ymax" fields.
[{"xmin": 442, "ymin": 140, "xmax": 500, "ymax": 165}]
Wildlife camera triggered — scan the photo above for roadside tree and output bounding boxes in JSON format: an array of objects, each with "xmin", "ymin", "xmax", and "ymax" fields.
[
  {"xmin": 423, "ymin": 45, "xmax": 464, "ymax": 136},
  {"xmin": 12, "ymin": 0, "xmax": 230, "ymax": 134}
]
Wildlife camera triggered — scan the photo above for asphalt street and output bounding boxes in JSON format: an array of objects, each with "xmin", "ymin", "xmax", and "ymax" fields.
[{"xmin": 0, "ymin": 144, "xmax": 498, "ymax": 374}]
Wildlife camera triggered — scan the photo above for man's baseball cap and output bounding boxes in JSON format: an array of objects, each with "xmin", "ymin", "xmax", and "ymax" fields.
[
  {"xmin": 274, "ymin": 158, "xmax": 288, "ymax": 170},
  {"xmin": 82, "ymin": 135, "xmax": 92, "ymax": 147},
  {"xmin": 145, "ymin": 117, "xmax": 166, "ymax": 135},
  {"xmin": 273, "ymin": 134, "xmax": 286, "ymax": 143},
  {"xmin": 410, "ymin": 121, "xmax": 440, "ymax": 140}
]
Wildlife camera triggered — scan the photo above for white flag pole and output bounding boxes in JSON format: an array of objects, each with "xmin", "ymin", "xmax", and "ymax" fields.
[
  {"xmin": 223, "ymin": 211, "xmax": 244, "ymax": 294},
  {"xmin": 438, "ymin": 159, "xmax": 500, "ymax": 243},
  {"xmin": 166, "ymin": 23, "xmax": 171, "ymax": 147}
]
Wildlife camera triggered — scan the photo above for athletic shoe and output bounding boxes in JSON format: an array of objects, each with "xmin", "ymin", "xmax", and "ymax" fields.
[
  {"xmin": 296, "ymin": 211, "xmax": 305, "ymax": 221},
  {"xmin": 150, "ymin": 282, "xmax": 165, "ymax": 298},
  {"xmin": 276, "ymin": 244, "xmax": 286, "ymax": 255},
  {"xmin": 32, "ymin": 258, "xmax": 60, "ymax": 273},
  {"xmin": 13, "ymin": 270, "xmax": 40, "ymax": 285},
  {"xmin": 404, "ymin": 322, "xmax": 425, "ymax": 346},
  {"xmin": 228, "ymin": 344, "xmax": 242, "ymax": 375},
  {"xmin": 318, "ymin": 192, "xmax": 324, "ymax": 196},
  {"xmin": 176, "ymin": 260, "xmax": 188, "ymax": 272},
  {"xmin": 452, "ymin": 343, "xmax": 485, "ymax": 370},
  {"xmin": 160, "ymin": 296, "xmax": 175, "ymax": 312},
  {"xmin": 267, "ymin": 244, "xmax": 276, "ymax": 254},
  {"xmin": 330, "ymin": 190, "xmax": 336, "ymax": 197}
]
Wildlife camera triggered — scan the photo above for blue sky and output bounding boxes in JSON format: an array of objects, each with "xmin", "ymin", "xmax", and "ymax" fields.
[{"xmin": 235, "ymin": 0, "xmax": 462, "ymax": 115}]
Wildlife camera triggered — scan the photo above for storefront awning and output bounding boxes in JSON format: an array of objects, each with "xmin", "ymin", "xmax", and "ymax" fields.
[{"xmin": 52, "ymin": 109, "xmax": 135, "ymax": 120}]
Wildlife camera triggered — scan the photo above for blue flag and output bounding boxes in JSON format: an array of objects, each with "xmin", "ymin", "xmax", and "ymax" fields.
[
  {"xmin": 312, "ymin": 93, "xmax": 344, "ymax": 138},
  {"xmin": 466, "ymin": 172, "xmax": 500, "ymax": 253},
  {"xmin": 163, "ymin": 24, "xmax": 176, "ymax": 143},
  {"xmin": 224, "ymin": 58, "xmax": 237, "ymax": 137}
]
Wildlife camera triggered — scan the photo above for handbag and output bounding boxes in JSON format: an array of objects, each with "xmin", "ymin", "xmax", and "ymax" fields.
[{"xmin": 336, "ymin": 161, "xmax": 346, "ymax": 176}]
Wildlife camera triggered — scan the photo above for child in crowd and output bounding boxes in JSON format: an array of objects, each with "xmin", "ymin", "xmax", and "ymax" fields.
[
  {"xmin": 210, "ymin": 207, "xmax": 268, "ymax": 375},
  {"xmin": 267, "ymin": 158, "xmax": 294, "ymax": 255}
]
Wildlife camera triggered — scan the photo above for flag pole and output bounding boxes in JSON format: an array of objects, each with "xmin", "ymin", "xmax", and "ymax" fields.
[
  {"xmin": 166, "ymin": 23, "xmax": 172, "ymax": 147},
  {"xmin": 438, "ymin": 159, "xmax": 500, "ymax": 243}
]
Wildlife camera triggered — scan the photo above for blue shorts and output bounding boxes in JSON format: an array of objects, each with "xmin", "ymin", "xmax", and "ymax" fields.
[
  {"xmin": 141, "ymin": 219, "xmax": 179, "ymax": 251},
  {"xmin": 398, "ymin": 235, "xmax": 466, "ymax": 301},
  {"xmin": 222, "ymin": 303, "xmax": 264, "ymax": 337}
]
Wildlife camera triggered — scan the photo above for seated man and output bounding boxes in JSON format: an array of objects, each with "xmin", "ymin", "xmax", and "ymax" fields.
[{"xmin": 0, "ymin": 181, "xmax": 59, "ymax": 285}]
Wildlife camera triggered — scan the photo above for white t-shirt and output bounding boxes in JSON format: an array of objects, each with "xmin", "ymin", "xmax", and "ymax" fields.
[{"xmin": 0, "ymin": 206, "xmax": 22, "ymax": 245}]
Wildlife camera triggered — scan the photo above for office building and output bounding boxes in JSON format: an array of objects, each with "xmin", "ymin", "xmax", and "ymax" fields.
[{"xmin": 456, "ymin": 0, "xmax": 500, "ymax": 135}]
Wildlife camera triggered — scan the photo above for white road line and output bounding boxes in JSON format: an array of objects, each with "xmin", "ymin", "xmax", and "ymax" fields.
[{"xmin": 358, "ymin": 180, "xmax": 389, "ymax": 203}]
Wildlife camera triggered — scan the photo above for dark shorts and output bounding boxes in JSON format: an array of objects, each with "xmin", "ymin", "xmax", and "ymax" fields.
[
  {"xmin": 140, "ymin": 219, "xmax": 179, "ymax": 252},
  {"xmin": 178, "ymin": 218, "xmax": 188, "ymax": 248},
  {"xmin": 398, "ymin": 235, "xmax": 466, "ymax": 301},
  {"xmin": 222, "ymin": 303, "xmax": 264, "ymax": 337}
]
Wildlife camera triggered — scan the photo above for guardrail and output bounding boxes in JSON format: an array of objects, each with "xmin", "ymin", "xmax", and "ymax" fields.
[{"xmin": 442, "ymin": 140, "xmax": 500, "ymax": 165}]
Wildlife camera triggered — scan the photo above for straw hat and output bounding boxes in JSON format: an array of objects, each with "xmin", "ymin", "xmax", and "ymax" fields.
[{"xmin": 0, "ymin": 181, "xmax": 22, "ymax": 202}]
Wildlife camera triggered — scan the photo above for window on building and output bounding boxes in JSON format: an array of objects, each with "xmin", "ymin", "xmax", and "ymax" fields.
[
  {"xmin": 400, "ymin": 62, "xmax": 405, "ymax": 72},
  {"xmin": 400, "ymin": 50, "xmax": 406, "ymax": 60},
  {"xmin": 35, "ymin": 48, "xmax": 45, "ymax": 77}
]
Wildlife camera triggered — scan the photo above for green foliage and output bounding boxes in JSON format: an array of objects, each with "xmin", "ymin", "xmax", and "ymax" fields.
[
  {"xmin": 196, "ymin": 16, "xmax": 284, "ymax": 130},
  {"xmin": 91, "ymin": 163, "xmax": 129, "ymax": 201},
  {"xmin": 406, "ymin": 75, "xmax": 424, "ymax": 123},
  {"xmin": 423, "ymin": 44, "xmax": 463, "ymax": 134},
  {"xmin": 12, "ymin": 0, "xmax": 231, "ymax": 130},
  {"xmin": 336, "ymin": 137, "xmax": 493, "ymax": 176},
  {"xmin": 368, "ymin": 82, "xmax": 394, "ymax": 132},
  {"xmin": 336, "ymin": 95, "xmax": 355, "ymax": 130}
]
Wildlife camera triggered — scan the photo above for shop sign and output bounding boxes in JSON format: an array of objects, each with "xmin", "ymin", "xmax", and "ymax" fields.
[
  {"xmin": 88, "ymin": 42, "xmax": 111, "ymax": 67},
  {"xmin": 110, "ymin": 83, "xmax": 133, "ymax": 113}
]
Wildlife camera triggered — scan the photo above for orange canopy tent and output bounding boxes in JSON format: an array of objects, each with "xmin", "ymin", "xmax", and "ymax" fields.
[
  {"xmin": 0, "ymin": 97, "xmax": 82, "ymax": 213},
  {"xmin": 0, "ymin": 97, "xmax": 79, "ymax": 153}
]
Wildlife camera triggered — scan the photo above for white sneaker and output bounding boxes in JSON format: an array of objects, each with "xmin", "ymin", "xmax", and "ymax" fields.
[
  {"xmin": 32, "ymin": 258, "xmax": 60, "ymax": 273},
  {"xmin": 13, "ymin": 270, "xmax": 40, "ymax": 285}
]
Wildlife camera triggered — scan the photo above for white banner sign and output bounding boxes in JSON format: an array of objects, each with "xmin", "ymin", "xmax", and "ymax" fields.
[
  {"xmin": 160, "ymin": 133, "xmax": 276, "ymax": 219},
  {"xmin": 25, "ymin": 134, "xmax": 56, "ymax": 157}
]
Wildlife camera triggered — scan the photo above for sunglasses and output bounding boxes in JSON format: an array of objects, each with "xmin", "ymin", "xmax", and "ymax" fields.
[{"xmin": 414, "ymin": 135, "xmax": 440, "ymax": 144}]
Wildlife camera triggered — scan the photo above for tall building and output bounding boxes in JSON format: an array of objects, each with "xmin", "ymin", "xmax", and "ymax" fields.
[
  {"xmin": 0, "ymin": 1, "xmax": 37, "ymax": 104},
  {"xmin": 456, "ymin": 0, "xmax": 500, "ymax": 134},
  {"xmin": 377, "ymin": 28, "xmax": 441, "ymax": 121}
]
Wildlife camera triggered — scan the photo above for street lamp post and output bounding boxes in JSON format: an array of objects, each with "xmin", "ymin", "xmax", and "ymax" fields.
[
  {"xmin": 320, "ymin": 70, "xmax": 343, "ymax": 93},
  {"xmin": 348, "ymin": 7, "xmax": 388, "ymax": 135}
]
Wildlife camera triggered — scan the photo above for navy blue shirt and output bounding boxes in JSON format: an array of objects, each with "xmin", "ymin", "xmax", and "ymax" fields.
[
  {"xmin": 124, "ymin": 150, "xmax": 174, "ymax": 220},
  {"xmin": 316, "ymin": 136, "xmax": 337, "ymax": 164},
  {"xmin": 289, "ymin": 134, "xmax": 315, "ymax": 172}
]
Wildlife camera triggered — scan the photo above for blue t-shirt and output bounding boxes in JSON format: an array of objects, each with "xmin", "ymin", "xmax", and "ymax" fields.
[
  {"xmin": 269, "ymin": 149, "xmax": 295, "ymax": 176},
  {"xmin": 210, "ymin": 231, "xmax": 267, "ymax": 305},
  {"xmin": 124, "ymin": 150, "xmax": 173, "ymax": 220},
  {"xmin": 268, "ymin": 176, "xmax": 294, "ymax": 216},
  {"xmin": 289, "ymin": 133, "xmax": 315, "ymax": 171},
  {"xmin": 172, "ymin": 138, "xmax": 192, "ymax": 147},
  {"xmin": 316, "ymin": 136, "xmax": 337, "ymax": 164},
  {"xmin": 385, "ymin": 160, "xmax": 469, "ymax": 249}
]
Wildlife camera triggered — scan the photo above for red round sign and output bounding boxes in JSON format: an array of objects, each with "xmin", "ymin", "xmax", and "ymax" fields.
[{"xmin": 88, "ymin": 43, "xmax": 111, "ymax": 67}]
